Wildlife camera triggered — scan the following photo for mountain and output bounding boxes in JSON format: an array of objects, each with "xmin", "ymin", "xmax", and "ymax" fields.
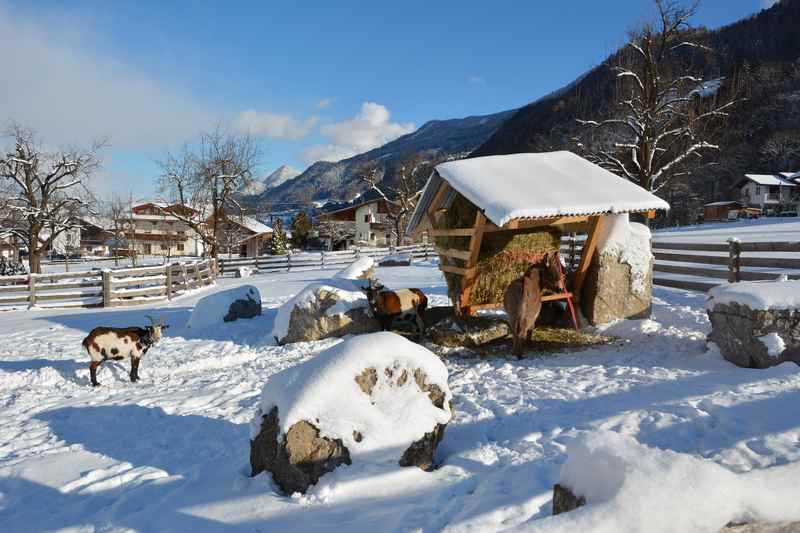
[
  {"xmin": 265, "ymin": 109, "xmax": 516, "ymax": 204},
  {"xmin": 240, "ymin": 165, "xmax": 300, "ymax": 196},
  {"xmin": 472, "ymin": 0, "xmax": 800, "ymax": 224}
]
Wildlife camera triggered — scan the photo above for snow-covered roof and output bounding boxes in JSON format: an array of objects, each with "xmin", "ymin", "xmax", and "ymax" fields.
[
  {"xmin": 704, "ymin": 201, "xmax": 742, "ymax": 207},
  {"xmin": 742, "ymin": 174, "xmax": 797, "ymax": 187},
  {"xmin": 234, "ymin": 216, "xmax": 272, "ymax": 234},
  {"xmin": 409, "ymin": 151, "xmax": 669, "ymax": 232},
  {"xmin": 778, "ymin": 171, "xmax": 800, "ymax": 181}
]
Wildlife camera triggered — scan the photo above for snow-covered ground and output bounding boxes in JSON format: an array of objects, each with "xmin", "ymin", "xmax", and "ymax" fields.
[
  {"xmin": 1, "ymin": 264, "xmax": 799, "ymax": 532},
  {"xmin": 654, "ymin": 217, "xmax": 800, "ymax": 243}
]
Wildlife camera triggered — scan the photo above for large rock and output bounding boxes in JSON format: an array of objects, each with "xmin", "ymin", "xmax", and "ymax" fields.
[
  {"xmin": 428, "ymin": 315, "xmax": 510, "ymax": 348},
  {"xmin": 721, "ymin": 523, "xmax": 800, "ymax": 532},
  {"xmin": 186, "ymin": 285, "xmax": 261, "ymax": 331},
  {"xmin": 272, "ymin": 260, "xmax": 381, "ymax": 344},
  {"xmin": 552, "ymin": 483, "xmax": 586, "ymax": 516},
  {"xmin": 581, "ymin": 214, "xmax": 653, "ymax": 325},
  {"xmin": 250, "ymin": 332, "xmax": 453, "ymax": 494},
  {"xmin": 707, "ymin": 301, "xmax": 800, "ymax": 369},
  {"xmin": 250, "ymin": 407, "xmax": 351, "ymax": 495}
]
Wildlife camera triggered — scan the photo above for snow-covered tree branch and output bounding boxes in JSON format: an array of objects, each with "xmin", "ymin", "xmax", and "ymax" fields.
[{"xmin": 0, "ymin": 123, "xmax": 102, "ymax": 273}]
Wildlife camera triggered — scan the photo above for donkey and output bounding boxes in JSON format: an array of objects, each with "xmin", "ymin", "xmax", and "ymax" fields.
[{"xmin": 503, "ymin": 253, "xmax": 563, "ymax": 356}]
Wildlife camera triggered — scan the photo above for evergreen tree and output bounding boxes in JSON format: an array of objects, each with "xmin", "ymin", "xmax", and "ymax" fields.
[
  {"xmin": 290, "ymin": 210, "xmax": 312, "ymax": 249},
  {"xmin": 269, "ymin": 218, "xmax": 288, "ymax": 255}
]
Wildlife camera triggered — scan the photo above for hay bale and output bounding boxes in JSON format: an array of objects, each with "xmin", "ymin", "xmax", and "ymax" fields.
[{"xmin": 434, "ymin": 193, "xmax": 562, "ymax": 306}]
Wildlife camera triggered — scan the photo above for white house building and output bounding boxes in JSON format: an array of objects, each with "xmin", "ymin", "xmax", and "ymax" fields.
[
  {"xmin": 736, "ymin": 173, "xmax": 799, "ymax": 215},
  {"xmin": 318, "ymin": 190, "xmax": 395, "ymax": 247}
]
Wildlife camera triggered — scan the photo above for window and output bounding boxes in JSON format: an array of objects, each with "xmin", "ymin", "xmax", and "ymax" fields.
[
  {"xmin": 143, "ymin": 244, "xmax": 152, "ymax": 254},
  {"xmin": 370, "ymin": 232, "xmax": 375, "ymax": 240},
  {"xmin": 364, "ymin": 214, "xmax": 370, "ymax": 223},
  {"xmin": 160, "ymin": 244, "xmax": 168, "ymax": 251},
  {"xmin": 177, "ymin": 243, "xmax": 184, "ymax": 252},
  {"xmin": 151, "ymin": 220, "xmax": 158, "ymax": 226}
]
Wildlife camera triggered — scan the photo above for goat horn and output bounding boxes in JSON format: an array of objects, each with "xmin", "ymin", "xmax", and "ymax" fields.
[{"xmin": 145, "ymin": 315, "xmax": 157, "ymax": 326}]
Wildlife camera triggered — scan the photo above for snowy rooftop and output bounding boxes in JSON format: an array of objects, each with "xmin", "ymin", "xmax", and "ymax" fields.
[
  {"xmin": 410, "ymin": 151, "xmax": 669, "ymax": 230},
  {"xmin": 742, "ymin": 174, "xmax": 797, "ymax": 187},
  {"xmin": 234, "ymin": 216, "xmax": 272, "ymax": 235}
]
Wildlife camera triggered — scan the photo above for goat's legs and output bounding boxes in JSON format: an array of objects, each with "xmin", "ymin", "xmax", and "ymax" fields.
[
  {"xmin": 130, "ymin": 357, "xmax": 140, "ymax": 382},
  {"xmin": 90, "ymin": 360, "xmax": 102, "ymax": 387}
]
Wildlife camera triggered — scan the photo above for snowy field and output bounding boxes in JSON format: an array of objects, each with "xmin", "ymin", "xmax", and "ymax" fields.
[
  {"xmin": 654, "ymin": 217, "xmax": 800, "ymax": 243},
  {"xmin": 1, "ymin": 264, "xmax": 800, "ymax": 531}
]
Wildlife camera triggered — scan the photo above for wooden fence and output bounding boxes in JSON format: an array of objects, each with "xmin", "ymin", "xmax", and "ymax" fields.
[
  {"xmin": 0, "ymin": 259, "xmax": 217, "ymax": 309},
  {"xmin": 218, "ymin": 244, "xmax": 436, "ymax": 275},
  {"xmin": 558, "ymin": 234, "xmax": 800, "ymax": 292}
]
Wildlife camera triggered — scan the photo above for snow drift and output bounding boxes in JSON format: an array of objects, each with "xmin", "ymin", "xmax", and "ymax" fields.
[{"xmin": 528, "ymin": 431, "xmax": 800, "ymax": 533}]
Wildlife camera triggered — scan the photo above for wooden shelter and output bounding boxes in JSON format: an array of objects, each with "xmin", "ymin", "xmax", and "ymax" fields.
[{"xmin": 406, "ymin": 151, "xmax": 669, "ymax": 316}]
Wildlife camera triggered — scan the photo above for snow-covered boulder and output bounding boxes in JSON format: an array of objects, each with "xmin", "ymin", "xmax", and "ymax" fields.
[
  {"xmin": 428, "ymin": 315, "xmax": 510, "ymax": 348},
  {"xmin": 235, "ymin": 266, "xmax": 255, "ymax": 278},
  {"xmin": 334, "ymin": 256, "xmax": 375, "ymax": 281},
  {"xmin": 379, "ymin": 253, "xmax": 411, "ymax": 267},
  {"xmin": 249, "ymin": 332, "xmax": 453, "ymax": 494},
  {"xmin": 581, "ymin": 214, "xmax": 654, "ymax": 325},
  {"xmin": 707, "ymin": 280, "xmax": 800, "ymax": 369},
  {"xmin": 187, "ymin": 285, "xmax": 262, "ymax": 330},
  {"xmin": 549, "ymin": 431, "xmax": 800, "ymax": 532},
  {"xmin": 271, "ymin": 261, "xmax": 380, "ymax": 344}
]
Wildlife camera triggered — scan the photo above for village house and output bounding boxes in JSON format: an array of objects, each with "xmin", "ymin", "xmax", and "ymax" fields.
[
  {"xmin": 736, "ymin": 173, "xmax": 800, "ymax": 215},
  {"xmin": 128, "ymin": 201, "xmax": 205, "ymax": 257},
  {"xmin": 205, "ymin": 212, "xmax": 273, "ymax": 257},
  {"xmin": 702, "ymin": 201, "xmax": 761, "ymax": 222},
  {"xmin": 317, "ymin": 190, "xmax": 395, "ymax": 247}
]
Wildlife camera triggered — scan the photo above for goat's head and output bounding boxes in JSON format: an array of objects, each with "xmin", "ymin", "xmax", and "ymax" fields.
[
  {"xmin": 145, "ymin": 315, "xmax": 169, "ymax": 343},
  {"xmin": 359, "ymin": 278, "xmax": 385, "ymax": 307}
]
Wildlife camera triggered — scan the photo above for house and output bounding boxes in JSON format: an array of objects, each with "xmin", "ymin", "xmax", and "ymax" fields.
[
  {"xmin": 127, "ymin": 202, "xmax": 205, "ymax": 257},
  {"xmin": 317, "ymin": 189, "xmax": 395, "ymax": 247},
  {"xmin": 736, "ymin": 174, "xmax": 799, "ymax": 215},
  {"xmin": 703, "ymin": 201, "xmax": 761, "ymax": 222},
  {"xmin": 205, "ymin": 213, "xmax": 272, "ymax": 257},
  {"xmin": 0, "ymin": 230, "xmax": 19, "ymax": 261}
]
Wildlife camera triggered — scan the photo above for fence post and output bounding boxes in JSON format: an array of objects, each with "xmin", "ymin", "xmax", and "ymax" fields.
[
  {"xmin": 182, "ymin": 264, "xmax": 189, "ymax": 292},
  {"xmin": 165, "ymin": 264, "xmax": 173, "ymax": 300},
  {"xmin": 28, "ymin": 274, "xmax": 36, "ymax": 307},
  {"xmin": 286, "ymin": 254, "xmax": 291, "ymax": 272},
  {"xmin": 194, "ymin": 262, "xmax": 203, "ymax": 287},
  {"xmin": 320, "ymin": 251, "xmax": 325, "ymax": 270},
  {"xmin": 569, "ymin": 233, "xmax": 577, "ymax": 273},
  {"xmin": 102, "ymin": 270, "xmax": 112, "ymax": 307},
  {"xmin": 727, "ymin": 238, "xmax": 742, "ymax": 283}
]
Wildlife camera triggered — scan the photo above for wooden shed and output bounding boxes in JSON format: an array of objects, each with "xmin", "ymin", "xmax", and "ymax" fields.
[{"xmin": 406, "ymin": 151, "xmax": 670, "ymax": 316}]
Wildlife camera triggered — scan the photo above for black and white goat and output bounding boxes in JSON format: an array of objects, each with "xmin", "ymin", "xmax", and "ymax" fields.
[
  {"xmin": 81, "ymin": 315, "xmax": 168, "ymax": 386},
  {"xmin": 361, "ymin": 280, "xmax": 428, "ymax": 339}
]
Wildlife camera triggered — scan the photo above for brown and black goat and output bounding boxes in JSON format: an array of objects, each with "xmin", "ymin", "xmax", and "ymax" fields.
[
  {"xmin": 81, "ymin": 315, "xmax": 168, "ymax": 386},
  {"xmin": 362, "ymin": 280, "xmax": 428, "ymax": 339},
  {"xmin": 503, "ymin": 253, "xmax": 563, "ymax": 356}
]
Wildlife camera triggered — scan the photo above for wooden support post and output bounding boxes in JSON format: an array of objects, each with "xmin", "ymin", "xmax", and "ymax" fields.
[
  {"xmin": 194, "ymin": 262, "xmax": 203, "ymax": 286},
  {"xmin": 28, "ymin": 274, "xmax": 36, "ymax": 308},
  {"xmin": 728, "ymin": 238, "xmax": 742, "ymax": 283},
  {"xmin": 458, "ymin": 211, "xmax": 487, "ymax": 316},
  {"xmin": 181, "ymin": 264, "xmax": 189, "ymax": 291},
  {"xmin": 165, "ymin": 264, "xmax": 173, "ymax": 300},
  {"xmin": 571, "ymin": 215, "xmax": 604, "ymax": 304},
  {"xmin": 101, "ymin": 270, "xmax": 112, "ymax": 307}
]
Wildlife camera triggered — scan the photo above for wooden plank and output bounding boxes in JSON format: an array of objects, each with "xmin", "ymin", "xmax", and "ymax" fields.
[
  {"xmin": 429, "ymin": 228, "xmax": 475, "ymax": 237},
  {"xmin": 652, "ymin": 241, "xmax": 729, "ymax": 252},
  {"xmin": 739, "ymin": 256, "xmax": 800, "ymax": 269},
  {"xmin": 541, "ymin": 292, "xmax": 573, "ymax": 302},
  {"xmin": 439, "ymin": 264, "xmax": 474, "ymax": 276},
  {"xmin": 110, "ymin": 275, "xmax": 167, "ymax": 288},
  {"xmin": 740, "ymin": 242, "xmax": 800, "ymax": 252},
  {"xmin": 111, "ymin": 286, "xmax": 167, "ymax": 299},
  {"xmin": 460, "ymin": 211, "xmax": 487, "ymax": 314},
  {"xmin": 497, "ymin": 215, "xmax": 589, "ymax": 231},
  {"xmin": 654, "ymin": 252, "xmax": 729, "ymax": 265},
  {"xmin": 0, "ymin": 294, "xmax": 31, "ymax": 305},
  {"xmin": 109, "ymin": 296, "xmax": 168, "ymax": 307},
  {"xmin": 34, "ymin": 281, "xmax": 104, "ymax": 292},
  {"xmin": 653, "ymin": 263, "xmax": 731, "ymax": 280},
  {"xmin": 0, "ymin": 284, "xmax": 29, "ymax": 294},
  {"xmin": 653, "ymin": 277, "xmax": 718, "ymax": 292},
  {"xmin": 435, "ymin": 247, "xmax": 471, "ymax": 261},
  {"xmin": 35, "ymin": 291, "xmax": 104, "ymax": 301},
  {"xmin": 571, "ymin": 215, "xmax": 604, "ymax": 303}
]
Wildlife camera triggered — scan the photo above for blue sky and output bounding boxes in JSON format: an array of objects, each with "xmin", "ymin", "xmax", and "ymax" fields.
[{"xmin": 0, "ymin": 0, "xmax": 774, "ymax": 198}]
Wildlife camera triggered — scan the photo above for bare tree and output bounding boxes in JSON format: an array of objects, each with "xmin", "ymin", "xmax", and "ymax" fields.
[
  {"xmin": 360, "ymin": 160, "xmax": 425, "ymax": 246},
  {"xmin": 158, "ymin": 127, "xmax": 260, "ymax": 258},
  {"xmin": 576, "ymin": 0, "xmax": 739, "ymax": 204},
  {"xmin": 0, "ymin": 124, "xmax": 102, "ymax": 273},
  {"xmin": 105, "ymin": 196, "xmax": 130, "ymax": 267},
  {"xmin": 314, "ymin": 219, "xmax": 354, "ymax": 251}
]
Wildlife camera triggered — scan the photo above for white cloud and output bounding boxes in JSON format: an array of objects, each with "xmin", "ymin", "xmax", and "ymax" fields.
[
  {"xmin": 316, "ymin": 98, "xmax": 333, "ymax": 110},
  {"xmin": 761, "ymin": 0, "xmax": 780, "ymax": 7},
  {"xmin": 0, "ymin": 4, "xmax": 213, "ymax": 148},
  {"xmin": 468, "ymin": 75, "xmax": 486, "ymax": 85},
  {"xmin": 299, "ymin": 102, "xmax": 415, "ymax": 164},
  {"xmin": 232, "ymin": 110, "xmax": 316, "ymax": 140}
]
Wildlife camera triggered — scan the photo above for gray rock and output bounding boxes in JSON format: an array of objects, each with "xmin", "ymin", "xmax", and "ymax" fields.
[
  {"xmin": 707, "ymin": 301, "xmax": 800, "ymax": 369},
  {"xmin": 428, "ymin": 315, "xmax": 510, "ymax": 348},
  {"xmin": 279, "ymin": 288, "xmax": 381, "ymax": 344},
  {"xmin": 552, "ymin": 483, "xmax": 586, "ymax": 515},
  {"xmin": 721, "ymin": 522, "xmax": 800, "ymax": 532},
  {"xmin": 581, "ymin": 251, "xmax": 653, "ymax": 325},
  {"xmin": 250, "ymin": 407, "xmax": 351, "ymax": 495},
  {"xmin": 223, "ymin": 291, "xmax": 262, "ymax": 322}
]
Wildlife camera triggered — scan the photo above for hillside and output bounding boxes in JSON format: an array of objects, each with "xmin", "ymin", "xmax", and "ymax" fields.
[
  {"xmin": 473, "ymin": 0, "xmax": 800, "ymax": 224},
  {"xmin": 264, "ymin": 108, "xmax": 515, "ymax": 204}
]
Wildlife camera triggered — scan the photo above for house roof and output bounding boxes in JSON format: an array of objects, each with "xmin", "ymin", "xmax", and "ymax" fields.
[
  {"xmin": 704, "ymin": 201, "xmax": 743, "ymax": 207},
  {"xmin": 741, "ymin": 174, "xmax": 797, "ymax": 187},
  {"xmin": 779, "ymin": 171, "xmax": 800, "ymax": 181},
  {"xmin": 407, "ymin": 151, "xmax": 669, "ymax": 234},
  {"xmin": 234, "ymin": 216, "xmax": 272, "ymax": 234}
]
